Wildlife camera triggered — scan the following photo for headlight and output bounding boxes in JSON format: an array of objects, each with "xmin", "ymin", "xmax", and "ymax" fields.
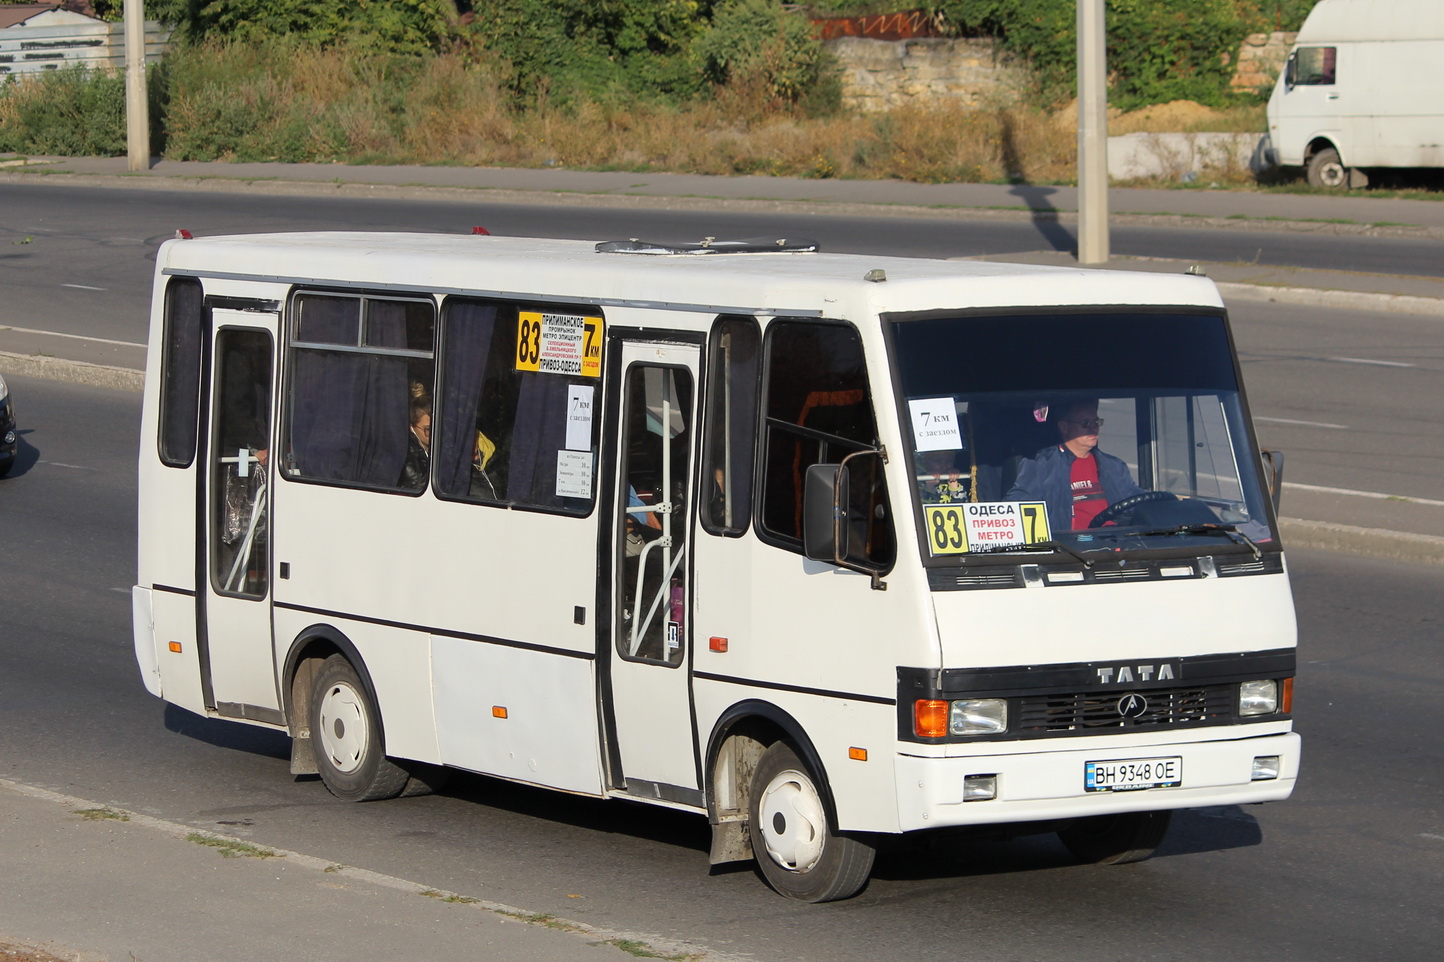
[
  {"xmin": 949, "ymin": 698, "xmax": 1007, "ymax": 735},
  {"xmin": 0, "ymin": 374, "xmax": 9, "ymax": 405},
  {"xmin": 1239, "ymin": 679, "xmax": 1279, "ymax": 716}
]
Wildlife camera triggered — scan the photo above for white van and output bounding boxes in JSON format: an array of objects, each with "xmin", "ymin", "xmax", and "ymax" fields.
[
  {"xmin": 1265, "ymin": 0, "xmax": 1444, "ymax": 188},
  {"xmin": 133, "ymin": 231, "xmax": 1300, "ymax": 901}
]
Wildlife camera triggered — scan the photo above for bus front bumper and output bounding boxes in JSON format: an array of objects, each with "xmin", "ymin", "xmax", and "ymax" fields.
[{"xmin": 892, "ymin": 731, "xmax": 1299, "ymax": 833}]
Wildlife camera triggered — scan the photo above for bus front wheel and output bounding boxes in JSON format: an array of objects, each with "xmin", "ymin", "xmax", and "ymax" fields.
[
  {"xmin": 310, "ymin": 654, "xmax": 409, "ymax": 802},
  {"xmin": 1057, "ymin": 810, "xmax": 1172, "ymax": 865},
  {"xmin": 748, "ymin": 741, "xmax": 875, "ymax": 902},
  {"xmin": 1306, "ymin": 148, "xmax": 1348, "ymax": 189}
]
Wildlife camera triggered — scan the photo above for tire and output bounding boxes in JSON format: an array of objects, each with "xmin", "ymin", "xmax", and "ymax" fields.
[
  {"xmin": 748, "ymin": 741, "xmax": 875, "ymax": 902},
  {"xmin": 1306, "ymin": 147, "xmax": 1348, "ymax": 189},
  {"xmin": 1058, "ymin": 810, "xmax": 1172, "ymax": 865},
  {"xmin": 310, "ymin": 654, "xmax": 409, "ymax": 802},
  {"xmin": 399, "ymin": 761, "xmax": 453, "ymax": 798}
]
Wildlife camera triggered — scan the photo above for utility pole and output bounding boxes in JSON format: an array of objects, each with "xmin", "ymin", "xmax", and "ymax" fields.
[
  {"xmin": 1076, "ymin": 0, "xmax": 1109, "ymax": 264},
  {"xmin": 123, "ymin": 0, "xmax": 149, "ymax": 171}
]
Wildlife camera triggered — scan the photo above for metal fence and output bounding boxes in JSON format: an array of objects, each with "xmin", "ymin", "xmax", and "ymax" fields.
[{"xmin": 0, "ymin": 20, "xmax": 169, "ymax": 77}]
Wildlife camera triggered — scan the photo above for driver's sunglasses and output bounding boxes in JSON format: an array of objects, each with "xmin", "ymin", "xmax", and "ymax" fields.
[{"xmin": 1064, "ymin": 418, "xmax": 1105, "ymax": 430}]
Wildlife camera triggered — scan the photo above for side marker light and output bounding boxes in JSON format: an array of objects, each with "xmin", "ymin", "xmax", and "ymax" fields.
[{"xmin": 492, "ymin": 706, "xmax": 508, "ymax": 719}]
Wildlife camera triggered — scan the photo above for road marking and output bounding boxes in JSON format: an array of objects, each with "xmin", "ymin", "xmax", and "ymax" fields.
[
  {"xmin": 1328, "ymin": 356, "xmax": 1415, "ymax": 368},
  {"xmin": 61, "ymin": 283, "xmax": 107, "ymax": 291},
  {"xmin": 0, "ymin": 324, "xmax": 144, "ymax": 348},
  {"xmin": 1256, "ymin": 416, "xmax": 1348, "ymax": 430},
  {"xmin": 1421, "ymin": 833, "xmax": 1444, "ymax": 842},
  {"xmin": 1283, "ymin": 481, "xmax": 1444, "ymax": 508},
  {"xmin": 41, "ymin": 461, "xmax": 100, "ymax": 472}
]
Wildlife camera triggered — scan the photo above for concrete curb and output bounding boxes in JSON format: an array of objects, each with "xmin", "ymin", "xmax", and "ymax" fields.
[
  {"xmin": 1217, "ymin": 281, "xmax": 1444, "ymax": 317},
  {"xmin": 0, "ymin": 777, "xmax": 737, "ymax": 962},
  {"xmin": 0, "ymin": 351, "xmax": 144, "ymax": 393},
  {"xmin": 1279, "ymin": 517, "xmax": 1444, "ymax": 566}
]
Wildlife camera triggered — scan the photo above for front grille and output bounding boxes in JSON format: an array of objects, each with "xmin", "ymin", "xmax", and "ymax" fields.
[{"xmin": 1014, "ymin": 684, "xmax": 1235, "ymax": 736}]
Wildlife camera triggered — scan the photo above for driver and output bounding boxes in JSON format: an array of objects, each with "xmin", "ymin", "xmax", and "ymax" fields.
[{"xmin": 1006, "ymin": 399, "xmax": 1142, "ymax": 531}]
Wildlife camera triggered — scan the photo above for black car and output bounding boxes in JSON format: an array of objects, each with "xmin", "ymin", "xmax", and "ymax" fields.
[{"xmin": 0, "ymin": 374, "xmax": 15, "ymax": 477}]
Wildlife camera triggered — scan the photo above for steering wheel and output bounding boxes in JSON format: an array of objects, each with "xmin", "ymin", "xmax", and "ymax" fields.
[{"xmin": 1089, "ymin": 490, "xmax": 1178, "ymax": 528}]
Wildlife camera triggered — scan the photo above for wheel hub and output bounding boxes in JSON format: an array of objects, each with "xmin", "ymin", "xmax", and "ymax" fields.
[
  {"xmin": 317, "ymin": 682, "xmax": 368, "ymax": 774},
  {"xmin": 757, "ymin": 769, "xmax": 826, "ymax": 873}
]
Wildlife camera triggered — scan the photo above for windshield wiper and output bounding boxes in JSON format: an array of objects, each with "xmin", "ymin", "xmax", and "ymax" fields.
[
  {"xmin": 1133, "ymin": 523, "xmax": 1262, "ymax": 561},
  {"xmin": 986, "ymin": 540, "xmax": 1097, "ymax": 568}
]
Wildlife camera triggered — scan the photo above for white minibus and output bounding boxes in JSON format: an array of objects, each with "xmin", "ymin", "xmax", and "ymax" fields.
[{"xmin": 133, "ymin": 231, "xmax": 1299, "ymax": 901}]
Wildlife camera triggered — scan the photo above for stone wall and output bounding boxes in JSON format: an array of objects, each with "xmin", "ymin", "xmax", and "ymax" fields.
[
  {"xmin": 825, "ymin": 36, "xmax": 1027, "ymax": 113},
  {"xmin": 1230, "ymin": 31, "xmax": 1298, "ymax": 93},
  {"xmin": 827, "ymin": 31, "xmax": 1301, "ymax": 111}
]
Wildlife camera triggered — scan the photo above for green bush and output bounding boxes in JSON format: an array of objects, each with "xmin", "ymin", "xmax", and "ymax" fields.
[
  {"xmin": 694, "ymin": 0, "xmax": 840, "ymax": 113},
  {"xmin": 0, "ymin": 67, "xmax": 128, "ymax": 155},
  {"xmin": 469, "ymin": 0, "xmax": 709, "ymax": 106}
]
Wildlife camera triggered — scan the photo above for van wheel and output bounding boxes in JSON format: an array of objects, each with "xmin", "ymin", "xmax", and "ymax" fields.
[
  {"xmin": 1058, "ymin": 810, "xmax": 1172, "ymax": 865},
  {"xmin": 748, "ymin": 742, "xmax": 875, "ymax": 902},
  {"xmin": 1306, "ymin": 148, "xmax": 1348, "ymax": 189},
  {"xmin": 310, "ymin": 654, "xmax": 409, "ymax": 802}
]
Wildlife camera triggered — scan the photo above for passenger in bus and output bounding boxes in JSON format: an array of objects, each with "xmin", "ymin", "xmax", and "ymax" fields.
[
  {"xmin": 399, "ymin": 397, "xmax": 431, "ymax": 490},
  {"xmin": 915, "ymin": 448, "xmax": 969, "ymax": 503},
  {"xmin": 1006, "ymin": 399, "xmax": 1141, "ymax": 531}
]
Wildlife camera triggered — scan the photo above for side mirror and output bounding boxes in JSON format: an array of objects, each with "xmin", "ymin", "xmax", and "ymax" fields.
[
  {"xmin": 803, "ymin": 463, "xmax": 848, "ymax": 563},
  {"xmin": 1283, "ymin": 53, "xmax": 1297, "ymax": 89},
  {"xmin": 1261, "ymin": 449, "xmax": 1285, "ymax": 514}
]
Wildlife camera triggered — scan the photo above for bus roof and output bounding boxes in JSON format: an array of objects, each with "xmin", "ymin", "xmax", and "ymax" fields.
[{"xmin": 158, "ymin": 231, "xmax": 1225, "ymax": 317}]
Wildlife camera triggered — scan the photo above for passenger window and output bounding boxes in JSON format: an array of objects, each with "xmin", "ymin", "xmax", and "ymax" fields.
[
  {"xmin": 284, "ymin": 292, "xmax": 436, "ymax": 492},
  {"xmin": 434, "ymin": 297, "xmax": 602, "ymax": 514},
  {"xmin": 759, "ymin": 321, "xmax": 893, "ymax": 566},
  {"xmin": 1292, "ymin": 46, "xmax": 1336, "ymax": 85},
  {"xmin": 159, "ymin": 277, "xmax": 204, "ymax": 467},
  {"xmin": 701, "ymin": 316, "xmax": 760, "ymax": 535}
]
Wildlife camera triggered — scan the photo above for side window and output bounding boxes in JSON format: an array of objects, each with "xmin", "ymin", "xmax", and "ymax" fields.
[
  {"xmin": 1292, "ymin": 46, "xmax": 1336, "ymax": 85},
  {"xmin": 700, "ymin": 316, "xmax": 759, "ymax": 535},
  {"xmin": 284, "ymin": 292, "xmax": 436, "ymax": 492},
  {"xmin": 759, "ymin": 321, "xmax": 893, "ymax": 566},
  {"xmin": 434, "ymin": 297, "xmax": 602, "ymax": 514},
  {"xmin": 158, "ymin": 276, "xmax": 204, "ymax": 467}
]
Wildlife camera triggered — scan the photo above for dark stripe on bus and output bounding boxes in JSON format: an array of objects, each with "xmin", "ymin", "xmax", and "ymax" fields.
[{"xmin": 273, "ymin": 602, "xmax": 596, "ymax": 661}]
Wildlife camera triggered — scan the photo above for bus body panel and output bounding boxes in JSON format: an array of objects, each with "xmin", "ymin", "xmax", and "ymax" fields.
[
  {"xmin": 932, "ymin": 570, "xmax": 1297, "ymax": 670},
  {"xmin": 432, "ymin": 635, "xmax": 603, "ymax": 794}
]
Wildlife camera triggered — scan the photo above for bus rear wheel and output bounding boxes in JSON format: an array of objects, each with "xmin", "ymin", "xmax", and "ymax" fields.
[
  {"xmin": 1057, "ymin": 810, "xmax": 1172, "ymax": 865},
  {"xmin": 748, "ymin": 741, "xmax": 875, "ymax": 902},
  {"xmin": 310, "ymin": 654, "xmax": 409, "ymax": 802}
]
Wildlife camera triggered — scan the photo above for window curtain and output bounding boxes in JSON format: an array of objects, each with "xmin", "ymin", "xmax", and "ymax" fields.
[{"xmin": 436, "ymin": 300, "xmax": 497, "ymax": 497}]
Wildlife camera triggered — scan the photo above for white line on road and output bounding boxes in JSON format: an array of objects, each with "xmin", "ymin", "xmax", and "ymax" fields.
[
  {"xmin": 1329, "ymin": 356, "xmax": 1416, "ymax": 368},
  {"xmin": 1256, "ymin": 416, "xmax": 1349, "ymax": 429},
  {"xmin": 0, "ymin": 324, "xmax": 144, "ymax": 348},
  {"xmin": 1283, "ymin": 481, "xmax": 1444, "ymax": 508},
  {"xmin": 41, "ymin": 462, "xmax": 100, "ymax": 472},
  {"xmin": 60, "ymin": 283, "xmax": 106, "ymax": 291},
  {"xmin": 1421, "ymin": 833, "xmax": 1444, "ymax": 842}
]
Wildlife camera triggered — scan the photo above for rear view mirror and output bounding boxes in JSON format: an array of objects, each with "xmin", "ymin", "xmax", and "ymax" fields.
[
  {"xmin": 803, "ymin": 463, "xmax": 848, "ymax": 563},
  {"xmin": 1261, "ymin": 449, "xmax": 1285, "ymax": 514},
  {"xmin": 1283, "ymin": 53, "xmax": 1297, "ymax": 88}
]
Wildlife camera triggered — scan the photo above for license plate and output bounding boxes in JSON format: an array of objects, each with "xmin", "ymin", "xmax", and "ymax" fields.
[{"xmin": 1084, "ymin": 756, "xmax": 1182, "ymax": 792}]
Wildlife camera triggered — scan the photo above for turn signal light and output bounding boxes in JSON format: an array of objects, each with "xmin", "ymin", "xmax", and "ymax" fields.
[
  {"xmin": 848, "ymin": 747, "xmax": 868, "ymax": 761},
  {"xmin": 1281, "ymin": 677, "xmax": 1294, "ymax": 714},
  {"xmin": 492, "ymin": 706, "xmax": 508, "ymax": 719},
  {"xmin": 914, "ymin": 699, "xmax": 949, "ymax": 738},
  {"xmin": 168, "ymin": 641, "xmax": 182, "ymax": 653}
]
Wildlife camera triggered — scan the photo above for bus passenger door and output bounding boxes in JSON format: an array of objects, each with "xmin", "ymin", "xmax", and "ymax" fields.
[
  {"xmin": 200, "ymin": 310, "xmax": 281, "ymax": 721},
  {"xmin": 605, "ymin": 340, "xmax": 702, "ymax": 804}
]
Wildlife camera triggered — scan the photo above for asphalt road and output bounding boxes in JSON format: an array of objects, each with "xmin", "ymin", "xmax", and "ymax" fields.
[
  {"xmin": 1, "ymin": 372, "xmax": 1440, "ymax": 960},
  {"xmin": 4, "ymin": 182, "xmax": 1444, "ymax": 348}
]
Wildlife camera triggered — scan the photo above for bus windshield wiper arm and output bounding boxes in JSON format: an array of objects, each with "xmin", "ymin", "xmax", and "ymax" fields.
[
  {"xmin": 1134, "ymin": 523, "xmax": 1262, "ymax": 561},
  {"xmin": 989, "ymin": 540, "xmax": 1096, "ymax": 568}
]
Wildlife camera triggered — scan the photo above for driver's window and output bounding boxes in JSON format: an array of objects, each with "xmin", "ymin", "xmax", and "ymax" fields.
[{"xmin": 1291, "ymin": 46, "xmax": 1336, "ymax": 86}]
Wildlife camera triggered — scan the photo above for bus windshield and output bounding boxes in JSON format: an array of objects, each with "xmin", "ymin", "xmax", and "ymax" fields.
[{"xmin": 887, "ymin": 309, "xmax": 1276, "ymax": 560}]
